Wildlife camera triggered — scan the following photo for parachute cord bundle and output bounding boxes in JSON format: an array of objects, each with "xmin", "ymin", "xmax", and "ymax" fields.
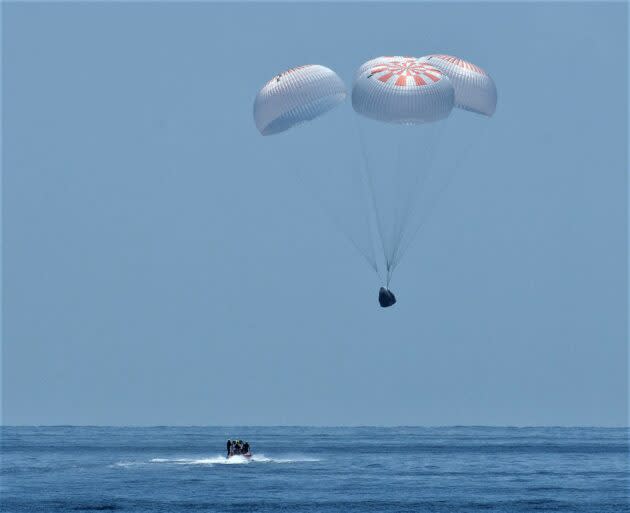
[
  {"xmin": 355, "ymin": 118, "xmax": 389, "ymax": 286},
  {"xmin": 358, "ymin": 119, "xmax": 447, "ymax": 287}
]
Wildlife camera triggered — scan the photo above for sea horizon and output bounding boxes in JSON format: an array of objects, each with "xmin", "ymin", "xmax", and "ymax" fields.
[{"xmin": 3, "ymin": 424, "xmax": 629, "ymax": 428}]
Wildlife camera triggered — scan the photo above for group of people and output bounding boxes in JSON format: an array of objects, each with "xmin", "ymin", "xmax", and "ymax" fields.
[{"xmin": 226, "ymin": 439, "xmax": 250, "ymax": 457}]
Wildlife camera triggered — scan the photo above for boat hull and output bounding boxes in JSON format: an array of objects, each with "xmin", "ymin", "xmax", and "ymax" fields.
[{"xmin": 228, "ymin": 453, "xmax": 252, "ymax": 459}]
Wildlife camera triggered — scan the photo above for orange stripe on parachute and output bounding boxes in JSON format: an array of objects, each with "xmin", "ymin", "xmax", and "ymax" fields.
[
  {"xmin": 423, "ymin": 71, "xmax": 440, "ymax": 82},
  {"xmin": 413, "ymin": 75, "xmax": 426, "ymax": 86}
]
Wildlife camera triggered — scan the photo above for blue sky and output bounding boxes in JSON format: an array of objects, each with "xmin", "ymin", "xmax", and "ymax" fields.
[{"xmin": 2, "ymin": 2, "xmax": 627, "ymax": 426}]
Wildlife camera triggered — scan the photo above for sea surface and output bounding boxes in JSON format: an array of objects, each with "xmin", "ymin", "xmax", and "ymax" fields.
[{"xmin": 1, "ymin": 426, "xmax": 628, "ymax": 512}]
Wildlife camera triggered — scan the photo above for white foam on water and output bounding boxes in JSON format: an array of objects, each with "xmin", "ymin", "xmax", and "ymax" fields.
[
  {"xmin": 145, "ymin": 454, "xmax": 321, "ymax": 466},
  {"xmin": 259, "ymin": 455, "xmax": 322, "ymax": 463},
  {"xmin": 112, "ymin": 461, "xmax": 146, "ymax": 468}
]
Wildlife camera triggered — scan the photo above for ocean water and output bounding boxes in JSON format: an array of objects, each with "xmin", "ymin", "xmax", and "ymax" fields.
[{"xmin": 1, "ymin": 426, "xmax": 628, "ymax": 512}]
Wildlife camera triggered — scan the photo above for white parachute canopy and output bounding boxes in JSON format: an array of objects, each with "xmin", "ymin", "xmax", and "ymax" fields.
[
  {"xmin": 419, "ymin": 54, "xmax": 497, "ymax": 116},
  {"xmin": 253, "ymin": 65, "xmax": 347, "ymax": 136},
  {"xmin": 352, "ymin": 57, "xmax": 455, "ymax": 124}
]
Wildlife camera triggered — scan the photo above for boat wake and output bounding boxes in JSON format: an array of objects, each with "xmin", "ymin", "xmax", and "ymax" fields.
[{"xmin": 143, "ymin": 454, "xmax": 320, "ymax": 466}]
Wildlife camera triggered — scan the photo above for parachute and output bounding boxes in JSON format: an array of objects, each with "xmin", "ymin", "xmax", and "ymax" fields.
[
  {"xmin": 254, "ymin": 56, "xmax": 497, "ymax": 307},
  {"xmin": 419, "ymin": 54, "xmax": 497, "ymax": 116},
  {"xmin": 351, "ymin": 56, "xmax": 456, "ymax": 289},
  {"xmin": 253, "ymin": 65, "xmax": 347, "ymax": 136},
  {"xmin": 352, "ymin": 57, "xmax": 454, "ymax": 124}
]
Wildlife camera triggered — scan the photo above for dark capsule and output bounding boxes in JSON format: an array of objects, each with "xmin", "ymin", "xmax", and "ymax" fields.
[{"xmin": 378, "ymin": 287, "xmax": 397, "ymax": 308}]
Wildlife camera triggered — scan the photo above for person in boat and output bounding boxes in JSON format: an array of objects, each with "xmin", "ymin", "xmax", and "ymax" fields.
[
  {"xmin": 378, "ymin": 287, "xmax": 396, "ymax": 308},
  {"xmin": 226, "ymin": 439, "xmax": 251, "ymax": 457}
]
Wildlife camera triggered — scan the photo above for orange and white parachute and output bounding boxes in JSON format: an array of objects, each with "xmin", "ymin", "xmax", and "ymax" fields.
[
  {"xmin": 419, "ymin": 54, "xmax": 497, "ymax": 116},
  {"xmin": 352, "ymin": 57, "xmax": 455, "ymax": 124}
]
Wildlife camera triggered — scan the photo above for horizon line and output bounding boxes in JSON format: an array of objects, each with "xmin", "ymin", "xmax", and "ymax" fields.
[{"xmin": 2, "ymin": 424, "xmax": 628, "ymax": 429}]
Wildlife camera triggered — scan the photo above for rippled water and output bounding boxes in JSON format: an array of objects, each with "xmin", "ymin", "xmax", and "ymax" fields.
[{"xmin": 1, "ymin": 426, "xmax": 628, "ymax": 512}]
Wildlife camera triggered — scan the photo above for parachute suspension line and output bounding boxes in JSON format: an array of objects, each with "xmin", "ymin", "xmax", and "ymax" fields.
[
  {"xmin": 385, "ymin": 139, "xmax": 408, "ymax": 288},
  {"xmin": 294, "ymin": 163, "xmax": 379, "ymax": 275},
  {"xmin": 391, "ymin": 158, "xmax": 455, "ymax": 268},
  {"xmin": 387, "ymin": 141, "xmax": 405, "ymax": 270},
  {"xmin": 388, "ymin": 133, "xmax": 427, "ymax": 271},
  {"xmin": 356, "ymin": 118, "xmax": 389, "ymax": 284},
  {"xmin": 352, "ymin": 140, "xmax": 382, "ymax": 282},
  {"xmin": 389, "ymin": 122, "xmax": 445, "ymax": 272},
  {"xmin": 393, "ymin": 120, "xmax": 488, "ymax": 268}
]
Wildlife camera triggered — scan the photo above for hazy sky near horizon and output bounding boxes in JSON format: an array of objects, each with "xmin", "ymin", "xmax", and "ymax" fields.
[{"xmin": 3, "ymin": 2, "xmax": 628, "ymax": 426}]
